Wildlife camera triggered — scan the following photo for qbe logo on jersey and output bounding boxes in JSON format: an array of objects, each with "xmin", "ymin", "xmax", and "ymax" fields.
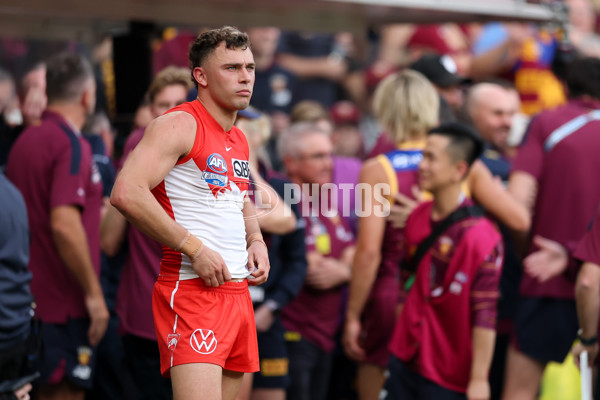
[
  {"xmin": 190, "ymin": 329, "xmax": 218, "ymax": 354},
  {"xmin": 232, "ymin": 158, "xmax": 250, "ymax": 180}
]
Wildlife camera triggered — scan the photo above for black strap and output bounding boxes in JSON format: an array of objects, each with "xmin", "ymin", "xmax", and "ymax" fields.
[{"xmin": 403, "ymin": 205, "xmax": 484, "ymax": 274}]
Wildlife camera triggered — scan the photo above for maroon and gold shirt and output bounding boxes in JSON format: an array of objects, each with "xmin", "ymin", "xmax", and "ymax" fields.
[
  {"xmin": 391, "ymin": 200, "xmax": 503, "ymax": 393},
  {"xmin": 281, "ymin": 202, "xmax": 354, "ymax": 353}
]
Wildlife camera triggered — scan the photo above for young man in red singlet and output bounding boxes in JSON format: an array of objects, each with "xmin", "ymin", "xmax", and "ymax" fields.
[{"xmin": 111, "ymin": 26, "xmax": 270, "ymax": 400}]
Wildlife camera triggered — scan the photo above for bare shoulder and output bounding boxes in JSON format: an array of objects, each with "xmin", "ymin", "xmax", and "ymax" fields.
[
  {"xmin": 147, "ymin": 111, "xmax": 197, "ymax": 135},
  {"xmin": 466, "ymin": 159, "xmax": 487, "ymax": 186},
  {"xmin": 141, "ymin": 111, "xmax": 197, "ymax": 157},
  {"xmin": 360, "ymin": 157, "xmax": 388, "ymax": 185}
]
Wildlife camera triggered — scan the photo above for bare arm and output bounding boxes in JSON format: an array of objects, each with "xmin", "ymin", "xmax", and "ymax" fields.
[
  {"xmin": 467, "ymin": 327, "xmax": 496, "ymax": 400},
  {"xmin": 111, "ymin": 112, "xmax": 194, "ymax": 249},
  {"xmin": 470, "ymin": 23, "xmax": 528, "ymax": 80},
  {"xmin": 277, "ymin": 53, "xmax": 347, "ymax": 82},
  {"xmin": 343, "ymin": 160, "xmax": 388, "ymax": 360},
  {"xmin": 251, "ymin": 170, "xmax": 296, "ymax": 235},
  {"xmin": 51, "ymin": 205, "xmax": 108, "ymax": 346},
  {"xmin": 306, "ymin": 245, "xmax": 355, "ymax": 290},
  {"xmin": 100, "ymin": 203, "xmax": 127, "ymax": 257},
  {"xmin": 467, "ymin": 160, "xmax": 531, "ymax": 232},
  {"xmin": 111, "ymin": 112, "xmax": 230, "ymax": 287},
  {"xmin": 573, "ymin": 262, "xmax": 600, "ymax": 367},
  {"xmin": 244, "ymin": 199, "xmax": 270, "ymax": 286},
  {"xmin": 507, "ymin": 170, "xmax": 538, "ymax": 256}
]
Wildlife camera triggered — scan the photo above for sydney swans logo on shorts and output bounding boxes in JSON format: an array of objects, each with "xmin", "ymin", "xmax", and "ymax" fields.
[
  {"xmin": 190, "ymin": 329, "xmax": 218, "ymax": 354},
  {"xmin": 203, "ymin": 153, "xmax": 228, "ymax": 187}
]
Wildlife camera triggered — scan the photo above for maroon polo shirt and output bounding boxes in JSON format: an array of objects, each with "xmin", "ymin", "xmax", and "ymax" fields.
[
  {"xmin": 512, "ymin": 98, "xmax": 600, "ymax": 299},
  {"xmin": 115, "ymin": 127, "xmax": 163, "ymax": 340},
  {"xmin": 281, "ymin": 205, "xmax": 354, "ymax": 353},
  {"xmin": 574, "ymin": 205, "xmax": 600, "ymax": 266},
  {"xmin": 6, "ymin": 110, "xmax": 103, "ymax": 323}
]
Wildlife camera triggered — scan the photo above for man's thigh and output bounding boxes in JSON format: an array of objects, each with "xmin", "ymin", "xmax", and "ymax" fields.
[{"xmin": 170, "ymin": 363, "xmax": 222, "ymax": 400}]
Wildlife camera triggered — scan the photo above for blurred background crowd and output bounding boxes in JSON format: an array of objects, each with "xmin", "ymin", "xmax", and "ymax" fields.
[{"xmin": 3, "ymin": 0, "xmax": 600, "ymax": 399}]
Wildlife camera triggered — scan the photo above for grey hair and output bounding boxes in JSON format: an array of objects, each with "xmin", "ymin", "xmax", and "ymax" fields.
[
  {"xmin": 83, "ymin": 111, "xmax": 111, "ymax": 136},
  {"xmin": 277, "ymin": 122, "xmax": 329, "ymax": 160}
]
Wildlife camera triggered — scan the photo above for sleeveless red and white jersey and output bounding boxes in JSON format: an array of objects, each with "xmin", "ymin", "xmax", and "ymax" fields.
[{"xmin": 152, "ymin": 101, "xmax": 251, "ymax": 280}]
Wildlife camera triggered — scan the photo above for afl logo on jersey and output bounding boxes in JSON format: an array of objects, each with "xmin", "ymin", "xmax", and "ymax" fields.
[
  {"xmin": 203, "ymin": 153, "xmax": 228, "ymax": 187},
  {"xmin": 207, "ymin": 153, "xmax": 228, "ymax": 174}
]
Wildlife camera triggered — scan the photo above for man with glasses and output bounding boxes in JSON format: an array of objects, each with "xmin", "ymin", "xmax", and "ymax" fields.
[{"xmin": 278, "ymin": 122, "xmax": 355, "ymax": 400}]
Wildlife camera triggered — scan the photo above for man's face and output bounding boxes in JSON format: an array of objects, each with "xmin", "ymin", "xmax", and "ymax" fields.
[
  {"xmin": 199, "ymin": 42, "xmax": 255, "ymax": 112},
  {"xmin": 150, "ymin": 84, "xmax": 188, "ymax": 118},
  {"xmin": 418, "ymin": 134, "xmax": 462, "ymax": 192},
  {"xmin": 437, "ymin": 84, "xmax": 463, "ymax": 111},
  {"xmin": 470, "ymin": 87, "xmax": 518, "ymax": 152},
  {"xmin": 289, "ymin": 133, "xmax": 333, "ymax": 186},
  {"xmin": 247, "ymin": 27, "xmax": 280, "ymax": 58},
  {"xmin": 0, "ymin": 80, "xmax": 14, "ymax": 114}
]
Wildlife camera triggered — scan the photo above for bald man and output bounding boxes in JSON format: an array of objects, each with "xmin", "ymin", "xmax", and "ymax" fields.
[
  {"xmin": 466, "ymin": 83, "xmax": 522, "ymax": 207},
  {"xmin": 467, "ymin": 83, "xmax": 520, "ymax": 163},
  {"xmin": 467, "ymin": 82, "xmax": 522, "ymax": 400}
]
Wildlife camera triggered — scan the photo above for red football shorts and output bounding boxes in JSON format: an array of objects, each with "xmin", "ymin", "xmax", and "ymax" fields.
[{"xmin": 152, "ymin": 277, "xmax": 259, "ymax": 377}]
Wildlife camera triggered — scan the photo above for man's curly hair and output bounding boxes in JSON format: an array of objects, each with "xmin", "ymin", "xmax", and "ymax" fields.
[{"xmin": 189, "ymin": 26, "xmax": 250, "ymax": 88}]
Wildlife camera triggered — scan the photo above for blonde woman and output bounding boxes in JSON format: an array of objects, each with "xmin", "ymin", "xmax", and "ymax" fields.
[{"xmin": 343, "ymin": 69, "xmax": 529, "ymax": 400}]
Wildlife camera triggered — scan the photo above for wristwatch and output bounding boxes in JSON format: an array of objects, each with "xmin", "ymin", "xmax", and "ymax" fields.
[{"xmin": 578, "ymin": 329, "xmax": 598, "ymax": 346}]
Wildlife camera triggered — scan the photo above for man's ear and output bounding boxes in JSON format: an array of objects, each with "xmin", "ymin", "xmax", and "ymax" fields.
[
  {"xmin": 282, "ymin": 155, "xmax": 297, "ymax": 175},
  {"xmin": 454, "ymin": 160, "xmax": 469, "ymax": 182},
  {"xmin": 81, "ymin": 83, "xmax": 95, "ymax": 112},
  {"xmin": 193, "ymin": 67, "xmax": 208, "ymax": 88}
]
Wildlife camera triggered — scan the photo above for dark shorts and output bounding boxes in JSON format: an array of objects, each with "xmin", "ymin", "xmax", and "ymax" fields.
[
  {"xmin": 253, "ymin": 315, "xmax": 289, "ymax": 390},
  {"xmin": 285, "ymin": 336, "xmax": 333, "ymax": 400},
  {"xmin": 512, "ymin": 297, "xmax": 578, "ymax": 363},
  {"xmin": 0, "ymin": 322, "xmax": 40, "ymax": 394},
  {"xmin": 38, "ymin": 318, "xmax": 97, "ymax": 390},
  {"xmin": 384, "ymin": 356, "xmax": 466, "ymax": 400},
  {"xmin": 123, "ymin": 334, "xmax": 172, "ymax": 400},
  {"xmin": 362, "ymin": 276, "xmax": 398, "ymax": 368}
]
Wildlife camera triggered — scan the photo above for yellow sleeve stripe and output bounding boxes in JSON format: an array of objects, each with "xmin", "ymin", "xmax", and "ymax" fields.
[{"xmin": 376, "ymin": 154, "xmax": 398, "ymax": 204}]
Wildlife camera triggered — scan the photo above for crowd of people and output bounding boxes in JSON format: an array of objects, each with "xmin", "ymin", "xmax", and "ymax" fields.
[{"xmin": 3, "ymin": 1, "xmax": 600, "ymax": 399}]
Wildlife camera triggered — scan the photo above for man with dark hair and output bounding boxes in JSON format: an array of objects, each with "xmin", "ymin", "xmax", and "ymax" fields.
[
  {"xmin": 385, "ymin": 122, "xmax": 503, "ymax": 400},
  {"xmin": 111, "ymin": 26, "xmax": 269, "ymax": 400},
  {"xmin": 503, "ymin": 56, "xmax": 600, "ymax": 400},
  {"xmin": 6, "ymin": 52, "xmax": 108, "ymax": 400}
]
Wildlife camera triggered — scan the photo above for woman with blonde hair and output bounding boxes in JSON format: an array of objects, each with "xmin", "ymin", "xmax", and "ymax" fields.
[{"xmin": 343, "ymin": 69, "xmax": 529, "ymax": 400}]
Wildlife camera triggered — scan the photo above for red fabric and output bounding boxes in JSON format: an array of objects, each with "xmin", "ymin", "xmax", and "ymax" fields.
[
  {"xmin": 151, "ymin": 100, "xmax": 250, "ymax": 280},
  {"xmin": 390, "ymin": 201, "xmax": 501, "ymax": 393},
  {"xmin": 512, "ymin": 99, "xmax": 600, "ymax": 298},
  {"xmin": 366, "ymin": 133, "xmax": 395, "ymax": 159},
  {"xmin": 153, "ymin": 278, "xmax": 259, "ymax": 377},
  {"xmin": 407, "ymin": 25, "xmax": 453, "ymax": 54},
  {"xmin": 153, "ymin": 33, "xmax": 196, "ymax": 75}
]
